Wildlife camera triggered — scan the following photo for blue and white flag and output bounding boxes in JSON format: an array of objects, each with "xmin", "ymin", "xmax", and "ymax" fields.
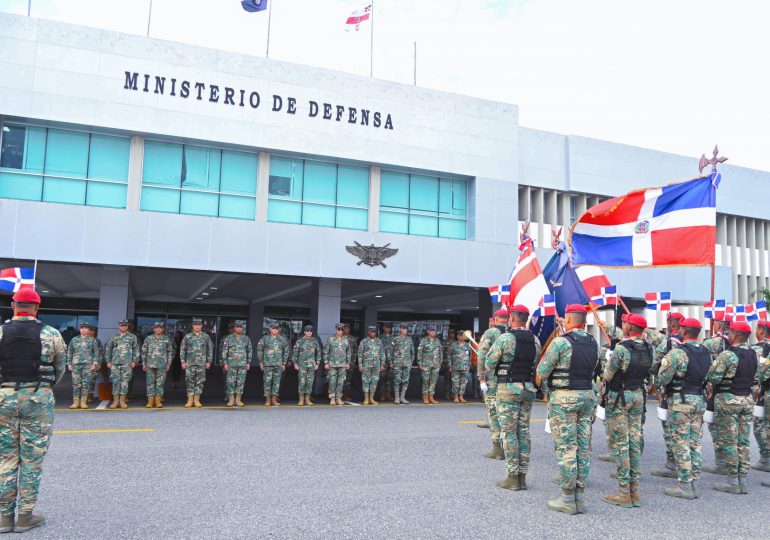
[{"xmin": 241, "ymin": 0, "xmax": 268, "ymax": 13}]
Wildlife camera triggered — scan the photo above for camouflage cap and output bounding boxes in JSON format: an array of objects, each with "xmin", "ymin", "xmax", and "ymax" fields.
[
  {"xmin": 382, "ymin": 322, "xmax": 392, "ymax": 328},
  {"xmin": 269, "ymin": 321, "xmax": 280, "ymax": 329},
  {"xmin": 80, "ymin": 322, "xmax": 91, "ymax": 329},
  {"xmin": 192, "ymin": 318, "xmax": 203, "ymax": 325},
  {"xmin": 427, "ymin": 325, "xmax": 436, "ymax": 331},
  {"xmin": 343, "ymin": 323, "xmax": 351, "ymax": 329},
  {"xmin": 367, "ymin": 325, "xmax": 377, "ymax": 332},
  {"xmin": 303, "ymin": 325, "xmax": 314, "ymax": 332},
  {"xmin": 234, "ymin": 321, "xmax": 244, "ymax": 327},
  {"xmin": 153, "ymin": 321, "xmax": 164, "ymax": 328},
  {"xmin": 118, "ymin": 319, "xmax": 129, "ymax": 326},
  {"xmin": 335, "ymin": 323, "xmax": 345, "ymax": 330},
  {"xmin": 228, "ymin": 322, "xmax": 235, "ymax": 330},
  {"xmin": 399, "ymin": 323, "xmax": 408, "ymax": 329}
]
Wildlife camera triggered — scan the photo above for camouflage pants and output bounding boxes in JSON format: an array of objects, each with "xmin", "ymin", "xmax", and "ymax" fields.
[
  {"xmin": 753, "ymin": 396, "xmax": 769, "ymax": 457},
  {"xmin": 145, "ymin": 367, "xmax": 168, "ymax": 397},
  {"xmin": 496, "ymin": 392, "xmax": 534, "ymax": 475},
  {"xmin": 668, "ymin": 397, "xmax": 706, "ymax": 483},
  {"xmin": 344, "ymin": 365, "xmax": 354, "ymax": 394},
  {"xmin": 421, "ymin": 365, "xmax": 440, "ymax": 394},
  {"xmin": 549, "ymin": 389, "xmax": 597, "ymax": 490},
  {"xmin": 226, "ymin": 367, "xmax": 248, "ymax": 395},
  {"xmin": 361, "ymin": 365, "xmax": 381, "ymax": 394},
  {"xmin": 109, "ymin": 364, "xmax": 133, "ymax": 396},
  {"xmin": 714, "ymin": 394, "xmax": 753, "ymax": 476},
  {"xmin": 451, "ymin": 371, "xmax": 468, "ymax": 396},
  {"xmin": 393, "ymin": 364, "xmax": 410, "ymax": 395},
  {"xmin": 327, "ymin": 367, "xmax": 346, "ymax": 398},
  {"xmin": 484, "ymin": 385, "xmax": 500, "ymax": 443},
  {"xmin": 297, "ymin": 367, "xmax": 315, "ymax": 395},
  {"xmin": 185, "ymin": 365, "xmax": 207, "ymax": 396},
  {"xmin": 263, "ymin": 366, "xmax": 282, "ymax": 397},
  {"xmin": 71, "ymin": 364, "xmax": 94, "ymax": 399},
  {"xmin": 0, "ymin": 388, "xmax": 54, "ymax": 516},
  {"xmin": 379, "ymin": 364, "xmax": 393, "ymax": 395},
  {"xmin": 606, "ymin": 390, "xmax": 644, "ymax": 485}
]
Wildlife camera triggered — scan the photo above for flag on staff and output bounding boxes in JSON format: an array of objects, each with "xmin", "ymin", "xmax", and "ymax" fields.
[
  {"xmin": 601, "ymin": 285, "xmax": 618, "ymax": 306},
  {"xmin": 755, "ymin": 300, "xmax": 768, "ymax": 319},
  {"xmin": 488, "ymin": 284, "xmax": 510, "ymax": 303},
  {"xmin": 345, "ymin": 4, "xmax": 372, "ymax": 31},
  {"xmin": 732, "ymin": 304, "xmax": 749, "ymax": 322},
  {"xmin": 704, "ymin": 299, "xmax": 726, "ymax": 319},
  {"xmin": 645, "ymin": 291, "xmax": 671, "ymax": 311},
  {"xmin": 539, "ymin": 294, "xmax": 556, "ymax": 317},
  {"xmin": 569, "ymin": 172, "xmax": 719, "ymax": 268},
  {"xmin": 0, "ymin": 267, "xmax": 35, "ymax": 293},
  {"xmin": 574, "ymin": 265, "xmax": 612, "ymax": 307},
  {"xmin": 241, "ymin": 0, "xmax": 268, "ymax": 12},
  {"xmin": 506, "ymin": 237, "xmax": 550, "ymax": 316},
  {"xmin": 745, "ymin": 304, "xmax": 759, "ymax": 322}
]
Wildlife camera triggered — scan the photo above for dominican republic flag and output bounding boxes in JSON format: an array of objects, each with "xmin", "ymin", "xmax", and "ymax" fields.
[
  {"xmin": 574, "ymin": 265, "xmax": 612, "ymax": 307},
  {"xmin": 0, "ymin": 267, "xmax": 35, "ymax": 293},
  {"xmin": 345, "ymin": 4, "xmax": 372, "ymax": 31},
  {"xmin": 645, "ymin": 291, "xmax": 671, "ymax": 311},
  {"xmin": 570, "ymin": 172, "xmax": 719, "ymax": 268},
  {"xmin": 601, "ymin": 285, "xmax": 618, "ymax": 306},
  {"xmin": 732, "ymin": 304, "xmax": 748, "ymax": 322},
  {"xmin": 507, "ymin": 238, "xmax": 550, "ymax": 316},
  {"xmin": 539, "ymin": 294, "xmax": 556, "ymax": 317},
  {"xmin": 704, "ymin": 299, "xmax": 726, "ymax": 319},
  {"xmin": 755, "ymin": 301, "xmax": 768, "ymax": 320},
  {"xmin": 241, "ymin": 0, "xmax": 268, "ymax": 13},
  {"xmin": 488, "ymin": 284, "xmax": 510, "ymax": 303}
]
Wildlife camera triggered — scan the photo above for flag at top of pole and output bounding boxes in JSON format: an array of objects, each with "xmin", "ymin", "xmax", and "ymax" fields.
[
  {"xmin": 0, "ymin": 267, "xmax": 35, "ymax": 294},
  {"xmin": 506, "ymin": 237, "xmax": 550, "ymax": 316},
  {"xmin": 241, "ymin": 0, "xmax": 268, "ymax": 12},
  {"xmin": 345, "ymin": 4, "xmax": 372, "ymax": 31}
]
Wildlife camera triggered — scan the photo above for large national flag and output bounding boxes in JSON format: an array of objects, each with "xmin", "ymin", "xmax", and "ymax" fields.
[
  {"xmin": 0, "ymin": 267, "xmax": 35, "ymax": 293},
  {"xmin": 241, "ymin": 0, "xmax": 268, "ymax": 13},
  {"xmin": 345, "ymin": 4, "xmax": 372, "ymax": 31},
  {"xmin": 570, "ymin": 172, "xmax": 719, "ymax": 268},
  {"xmin": 507, "ymin": 238, "xmax": 550, "ymax": 316}
]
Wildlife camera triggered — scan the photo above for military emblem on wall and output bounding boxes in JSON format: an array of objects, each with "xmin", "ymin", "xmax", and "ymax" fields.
[{"xmin": 346, "ymin": 242, "xmax": 398, "ymax": 268}]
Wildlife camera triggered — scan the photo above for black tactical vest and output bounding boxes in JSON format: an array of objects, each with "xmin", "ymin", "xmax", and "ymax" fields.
[
  {"xmin": 667, "ymin": 342, "xmax": 710, "ymax": 403},
  {"xmin": 715, "ymin": 346, "xmax": 758, "ymax": 396},
  {"xmin": 607, "ymin": 339, "xmax": 652, "ymax": 392},
  {"xmin": 0, "ymin": 320, "xmax": 54, "ymax": 390},
  {"xmin": 549, "ymin": 332, "xmax": 597, "ymax": 390},
  {"xmin": 496, "ymin": 329, "xmax": 536, "ymax": 383}
]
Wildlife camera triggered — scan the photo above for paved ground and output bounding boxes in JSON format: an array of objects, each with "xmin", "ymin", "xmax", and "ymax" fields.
[{"xmin": 19, "ymin": 400, "xmax": 770, "ymax": 539}]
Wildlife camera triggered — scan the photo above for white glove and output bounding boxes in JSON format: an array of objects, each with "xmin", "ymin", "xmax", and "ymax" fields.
[
  {"xmin": 605, "ymin": 350, "xmax": 613, "ymax": 362},
  {"xmin": 480, "ymin": 382, "xmax": 488, "ymax": 393}
]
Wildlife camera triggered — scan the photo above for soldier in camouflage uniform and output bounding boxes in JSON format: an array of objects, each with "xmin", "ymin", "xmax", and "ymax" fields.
[
  {"xmin": 342, "ymin": 324, "xmax": 357, "ymax": 401},
  {"xmin": 596, "ymin": 316, "xmax": 628, "ymax": 463},
  {"xmin": 417, "ymin": 326, "xmax": 443, "ymax": 404},
  {"xmin": 220, "ymin": 323, "xmax": 235, "ymax": 402},
  {"xmin": 537, "ymin": 304, "xmax": 599, "ymax": 515},
  {"xmin": 87, "ymin": 326, "xmax": 103, "ymax": 404},
  {"xmin": 66, "ymin": 322, "xmax": 100, "ymax": 409},
  {"xmin": 449, "ymin": 332, "xmax": 472, "ymax": 403},
  {"xmin": 180, "ymin": 318, "xmax": 213, "ymax": 408},
  {"xmin": 358, "ymin": 326, "xmax": 386, "ymax": 405},
  {"xmin": 257, "ymin": 322, "xmax": 289, "ymax": 407},
  {"xmin": 392, "ymin": 323, "xmax": 414, "ymax": 404},
  {"xmin": 486, "ymin": 306, "xmax": 540, "ymax": 491},
  {"xmin": 706, "ymin": 320, "xmax": 757, "ymax": 494},
  {"xmin": 105, "ymin": 320, "xmax": 139, "ymax": 409},
  {"xmin": 141, "ymin": 321, "xmax": 173, "ymax": 408},
  {"xmin": 292, "ymin": 325, "xmax": 320, "ymax": 407},
  {"xmin": 702, "ymin": 316, "xmax": 731, "ymax": 474},
  {"xmin": 750, "ymin": 321, "xmax": 770, "ymax": 473},
  {"xmin": 478, "ymin": 309, "xmax": 509, "ymax": 459},
  {"xmin": 0, "ymin": 289, "xmax": 66, "ymax": 532},
  {"xmin": 658, "ymin": 318, "xmax": 710, "ymax": 500},
  {"xmin": 601, "ymin": 313, "xmax": 652, "ymax": 508},
  {"xmin": 377, "ymin": 323, "xmax": 395, "ymax": 402},
  {"xmin": 325, "ymin": 324, "xmax": 351, "ymax": 405},
  {"xmin": 442, "ymin": 330, "xmax": 456, "ymax": 400},
  {"xmin": 756, "ymin": 329, "xmax": 770, "ymax": 488},
  {"xmin": 222, "ymin": 321, "xmax": 252, "ymax": 408}
]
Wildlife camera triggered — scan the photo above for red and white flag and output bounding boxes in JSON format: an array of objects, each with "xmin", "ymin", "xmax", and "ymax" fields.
[
  {"xmin": 345, "ymin": 4, "xmax": 372, "ymax": 31},
  {"xmin": 574, "ymin": 265, "xmax": 612, "ymax": 307},
  {"xmin": 507, "ymin": 238, "xmax": 550, "ymax": 315}
]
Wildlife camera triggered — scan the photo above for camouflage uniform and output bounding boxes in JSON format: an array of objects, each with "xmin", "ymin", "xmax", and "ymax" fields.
[
  {"xmin": 487, "ymin": 331, "xmax": 541, "ymax": 477},
  {"xmin": 324, "ymin": 336, "xmax": 351, "ymax": 399},
  {"xmin": 105, "ymin": 332, "xmax": 139, "ymax": 396},
  {"xmin": 449, "ymin": 341, "xmax": 472, "ymax": 397},
  {"xmin": 292, "ymin": 336, "xmax": 319, "ymax": 395},
  {"xmin": 343, "ymin": 333, "xmax": 358, "ymax": 397},
  {"xmin": 417, "ymin": 336, "xmax": 443, "ymax": 395},
  {"xmin": 391, "ymin": 334, "xmax": 414, "ymax": 398},
  {"xmin": 222, "ymin": 334, "xmax": 253, "ymax": 396},
  {"xmin": 88, "ymin": 335, "xmax": 104, "ymax": 398},
  {"xmin": 703, "ymin": 333, "xmax": 731, "ymax": 468},
  {"xmin": 478, "ymin": 326, "xmax": 504, "ymax": 444},
  {"xmin": 654, "ymin": 337, "xmax": 682, "ymax": 467},
  {"xmin": 141, "ymin": 334, "xmax": 173, "ymax": 397},
  {"xmin": 537, "ymin": 329, "xmax": 599, "ymax": 491},
  {"xmin": 757, "ymin": 353, "xmax": 770, "ymax": 482},
  {"xmin": 358, "ymin": 337, "xmax": 385, "ymax": 394},
  {"xmin": 257, "ymin": 334, "xmax": 289, "ymax": 397},
  {"xmin": 66, "ymin": 335, "xmax": 100, "ymax": 401},
  {"xmin": 0, "ymin": 316, "xmax": 66, "ymax": 518},
  {"xmin": 378, "ymin": 330, "xmax": 395, "ymax": 397},
  {"xmin": 750, "ymin": 341, "xmax": 770, "ymax": 463},
  {"xmin": 180, "ymin": 332, "xmax": 214, "ymax": 397}
]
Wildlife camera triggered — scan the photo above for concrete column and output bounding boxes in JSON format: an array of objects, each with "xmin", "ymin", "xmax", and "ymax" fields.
[
  {"xmin": 364, "ymin": 306, "xmax": 378, "ymax": 331},
  {"xmin": 126, "ymin": 136, "xmax": 144, "ymax": 211},
  {"xmin": 256, "ymin": 152, "xmax": 270, "ymax": 223},
  {"xmin": 310, "ymin": 278, "xmax": 342, "ymax": 343},
  {"xmin": 368, "ymin": 166, "xmax": 380, "ymax": 232},
  {"xmin": 478, "ymin": 288, "xmax": 493, "ymax": 331},
  {"xmin": 247, "ymin": 303, "xmax": 265, "ymax": 347},
  {"xmin": 97, "ymin": 267, "xmax": 131, "ymax": 340}
]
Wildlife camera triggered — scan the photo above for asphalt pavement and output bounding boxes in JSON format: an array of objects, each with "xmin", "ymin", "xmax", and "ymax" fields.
[{"xmin": 18, "ymin": 400, "xmax": 770, "ymax": 539}]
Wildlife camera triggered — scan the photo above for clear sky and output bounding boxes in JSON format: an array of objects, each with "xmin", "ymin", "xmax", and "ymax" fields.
[{"xmin": 3, "ymin": 0, "xmax": 769, "ymax": 172}]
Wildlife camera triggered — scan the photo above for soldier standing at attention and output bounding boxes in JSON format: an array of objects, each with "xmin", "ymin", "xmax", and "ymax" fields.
[
  {"xmin": 0, "ymin": 289, "xmax": 66, "ymax": 532},
  {"xmin": 601, "ymin": 313, "xmax": 652, "ymax": 508},
  {"xmin": 324, "ymin": 324, "xmax": 350, "ymax": 405},
  {"xmin": 378, "ymin": 323, "xmax": 395, "ymax": 402},
  {"xmin": 658, "ymin": 318, "xmax": 710, "ymax": 500},
  {"xmin": 257, "ymin": 322, "xmax": 289, "ymax": 407},
  {"xmin": 66, "ymin": 322, "xmax": 99, "ymax": 409},
  {"xmin": 86, "ymin": 325, "xmax": 103, "ymax": 405},
  {"xmin": 442, "ymin": 329, "xmax": 457, "ymax": 401},
  {"xmin": 486, "ymin": 306, "xmax": 540, "ymax": 491},
  {"xmin": 478, "ymin": 309, "xmax": 509, "ymax": 460},
  {"xmin": 417, "ymin": 326, "xmax": 443, "ymax": 404},
  {"xmin": 702, "ymin": 315, "xmax": 732, "ymax": 474},
  {"xmin": 449, "ymin": 331, "xmax": 472, "ymax": 403},
  {"xmin": 292, "ymin": 325, "xmax": 320, "ymax": 407},
  {"xmin": 358, "ymin": 326, "xmax": 385, "ymax": 405},
  {"xmin": 222, "ymin": 321, "xmax": 252, "ymax": 408},
  {"xmin": 750, "ymin": 320, "xmax": 770, "ymax": 473},
  {"xmin": 537, "ymin": 304, "xmax": 599, "ymax": 515},
  {"xmin": 706, "ymin": 320, "xmax": 757, "ymax": 495},
  {"xmin": 105, "ymin": 319, "xmax": 139, "ymax": 409},
  {"xmin": 392, "ymin": 323, "xmax": 414, "ymax": 404},
  {"xmin": 180, "ymin": 318, "xmax": 213, "ymax": 408},
  {"xmin": 220, "ymin": 323, "xmax": 235, "ymax": 402},
  {"xmin": 342, "ymin": 324, "xmax": 357, "ymax": 402},
  {"xmin": 141, "ymin": 321, "xmax": 173, "ymax": 409}
]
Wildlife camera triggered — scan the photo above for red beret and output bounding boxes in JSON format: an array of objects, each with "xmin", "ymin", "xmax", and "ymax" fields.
[
  {"xmin": 621, "ymin": 314, "xmax": 630, "ymax": 322},
  {"xmin": 731, "ymin": 321, "xmax": 751, "ymax": 334},
  {"xmin": 680, "ymin": 318, "xmax": 702, "ymax": 329},
  {"xmin": 667, "ymin": 312, "xmax": 684, "ymax": 321},
  {"xmin": 12, "ymin": 288, "xmax": 41, "ymax": 304},
  {"xmin": 509, "ymin": 304, "xmax": 530, "ymax": 315},
  {"xmin": 627, "ymin": 314, "xmax": 647, "ymax": 328},
  {"xmin": 566, "ymin": 304, "xmax": 586, "ymax": 314},
  {"xmin": 758, "ymin": 320, "xmax": 769, "ymax": 328},
  {"xmin": 493, "ymin": 308, "xmax": 509, "ymax": 317}
]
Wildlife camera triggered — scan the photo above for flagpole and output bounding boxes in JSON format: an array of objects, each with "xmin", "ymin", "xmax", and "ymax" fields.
[
  {"xmin": 266, "ymin": 0, "xmax": 273, "ymax": 58},
  {"xmin": 33, "ymin": 259, "xmax": 38, "ymax": 291},
  {"xmin": 146, "ymin": 0, "xmax": 153, "ymax": 37},
  {"xmin": 27, "ymin": 0, "xmax": 31, "ymax": 16},
  {"xmin": 413, "ymin": 41, "xmax": 417, "ymax": 86},
  {"xmin": 369, "ymin": 0, "xmax": 375, "ymax": 77}
]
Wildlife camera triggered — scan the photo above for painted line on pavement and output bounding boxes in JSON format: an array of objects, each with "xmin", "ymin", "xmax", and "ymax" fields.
[
  {"xmin": 96, "ymin": 401, "xmax": 109, "ymax": 410},
  {"xmin": 54, "ymin": 428, "xmax": 155, "ymax": 435}
]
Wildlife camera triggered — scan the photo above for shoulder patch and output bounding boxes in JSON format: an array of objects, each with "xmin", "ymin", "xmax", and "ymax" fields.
[{"xmin": 661, "ymin": 359, "xmax": 669, "ymax": 367}]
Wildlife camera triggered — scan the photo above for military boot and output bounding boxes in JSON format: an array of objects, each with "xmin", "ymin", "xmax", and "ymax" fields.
[
  {"xmin": 603, "ymin": 484, "xmax": 633, "ymax": 508},
  {"xmin": 629, "ymin": 480, "xmax": 641, "ymax": 507},
  {"xmin": 422, "ymin": 394, "xmax": 429, "ymax": 404},
  {"xmin": 370, "ymin": 393, "xmax": 378, "ymax": 406},
  {"xmin": 14, "ymin": 513, "xmax": 44, "ymax": 533},
  {"xmin": 298, "ymin": 394, "xmax": 305, "ymax": 407},
  {"xmin": 119, "ymin": 395, "xmax": 128, "ymax": 409},
  {"xmin": 484, "ymin": 441, "xmax": 504, "ymax": 460},
  {"xmin": 429, "ymin": 395, "xmax": 439, "ymax": 405},
  {"xmin": 305, "ymin": 394, "xmax": 314, "ymax": 406},
  {"xmin": 691, "ymin": 479, "xmax": 700, "ymax": 498},
  {"xmin": 226, "ymin": 394, "xmax": 235, "ymax": 408},
  {"xmin": 0, "ymin": 515, "xmax": 12, "ymax": 533},
  {"xmin": 598, "ymin": 452, "xmax": 613, "ymax": 462},
  {"xmin": 574, "ymin": 486, "xmax": 586, "ymax": 514},
  {"xmin": 651, "ymin": 462, "xmax": 677, "ymax": 478},
  {"xmin": 739, "ymin": 474, "xmax": 749, "ymax": 494},
  {"xmin": 146, "ymin": 396, "xmax": 154, "ymax": 408},
  {"xmin": 664, "ymin": 481, "xmax": 694, "ymax": 500},
  {"xmin": 496, "ymin": 473, "xmax": 520, "ymax": 491},
  {"xmin": 109, "ymin": 396, "xmax": 119, "ymax": 409},
  {"xmin": 70, "ymin": 397, "xmax": 80, "ymax": 409},
  {"xmin": 193, "ymin": 395, "xmax": 202, "ymax": 408},
  {"xmin": 453, "ymin": 395, "xmax": 460, "ymax": 403},
  {"xmin": 703, "ymin": 461, "xmax": 728, "ymax": 475},
  {"xmin": 363, "ymin": 392, "xmax": 370, "ymax": 405},
  {"xmin": 329, "ymin": 396, "xmax": 336, "ymax": 405},
  {"xmin": 155, "ymin": 395, "xmax": 164, "ymax": 409},
  {"xmin": 714, "ymin": 476, "xmax": 741, "ymax": 494},
  {"xmin": 265, "ymin": 396, "xmax": 271, "ymax": 406},
  {"xmin": 185, "ymin": 395, "xmax": 194, "ymax": 408},
  {"xmin": 80, "ymin": 395, "xmax": 89, "ymax": 409},
  {"xmin": 459, "ymin": 395, "xmax": 467, "ymax": 403},
  {"xmin": 751, "ymin": 456, "xmax": 770, "ymax": 472},
  {"xmin": 547, "ymin": 489, "xmax": 577, "ymax": 515},
  {"xmin": 272, "ymin": 395, "xmax": 280, "ymax": 407},
  {"xmin": 400, "ymin": 390, "xmax": 410, "ymax": 404},
  {"xmin": 394, "ymin": 391, "xmax": 401, "ymax": 405}
]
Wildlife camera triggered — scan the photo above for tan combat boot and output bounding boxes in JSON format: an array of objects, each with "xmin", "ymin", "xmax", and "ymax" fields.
[
  {"xmin": 630, "ymin": 480, "xmax": 641, "ymax": 507},
  {"xmin": 429, "ymin": 395, "xmax": 439, "ymax": 405},
  {"xmin": 603, "ymin": 484, "xmax": 633, "ymax": 508},
  {"xmin": 330, "ymin": 395, "xmax": 336, "ymax": 405},
  {"xmin": 226, "ymin": 394, "xmax": 235, "ymax": 408},
  {"xmin": 0, "ymin": 515, "xmax": 12, "ymax": 533},
  {"xmin": 146, "ymin": 396, "xmax": 154, "ymax": 408},
  {"xmin": 265, "ymin": 396, "xmax": 271, "ymax": 406},
  {"xmin": 363, "ymin": 392, "xmax": 370, "ymax": 405},
  {"xmin": 453, "ymin": 395, "xmax": 460, "ymax": 404},
  {"xmin": 422, "ymin": 393, "xmax": 429, "ymax": 404},
  {"xmin": 459, "ymin": 395, "xmax": 467, "ymax": 403},
  {"xmin": 484, "ymin": 440, "xmax": 505, "ymax": 460},
  {"xmin": 119, "ymin": 395, "xmax": 128, "ymax": 409},
  {"xmin": 109, "ymin": 396, "xmax": 119, "ymax": 409},
  {"xmin": 184, "ymin": 395, "xmax": 194, "ymax": 408},
  {"xmin": 193, "ymin": 395, "xmax": 202, "ymax": 408},
  {"xmin": 235, "ymin": 394, "xmax": 245, "ymax": 407},
  {"xmin": 80, "ymin": 394, "xmax": 89, "ymax": 409},
  {"xmin": 305, "ymin": 394, "xmax": 314, "ymax": 406},
  {"xmin": 70, "ymin": 397, "xmax": 81, "ymax": 409},
  {"xmin": 400, "ymin": 390, "xmax": 410, "ymax": 404},
  {"xmin": 298, "ymin": 394, "xmax": 305, "ymax": 406},
  {"xmin": 370, "ymin": 393, "xmax": 378, "ymax": 406},
  {"xmin": 272, "ymin": 395, "xmax": 280, "ymax": 407},
  {"xmin": 14, "ymin": 513, "xmax": 44, "ymax": 533},
  {"xmin": 155, "ymin": 395, "xmax": 164, "ymax": 409}
]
